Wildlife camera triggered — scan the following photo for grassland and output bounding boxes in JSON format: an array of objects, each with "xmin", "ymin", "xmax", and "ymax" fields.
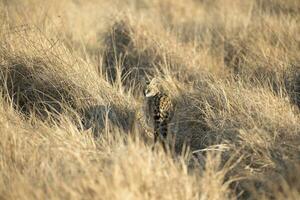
[{"xmin": 0, "ymin": 0, "xmax": 299, "ymax": 199}]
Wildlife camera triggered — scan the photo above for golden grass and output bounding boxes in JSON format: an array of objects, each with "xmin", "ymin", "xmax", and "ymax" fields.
[{"xmin": 0, "ymin": 0, "xmax": 299, "ymax": 199}]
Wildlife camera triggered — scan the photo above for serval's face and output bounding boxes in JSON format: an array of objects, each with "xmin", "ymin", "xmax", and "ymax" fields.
[{"xmin": 144, "ymin": 78, "xmax": 160, "ymax": 98}]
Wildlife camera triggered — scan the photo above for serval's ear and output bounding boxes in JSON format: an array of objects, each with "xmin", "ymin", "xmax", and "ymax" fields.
[
  {"xmin": 144, "ymin": 73, "xmax": 153, "ymax": 85},
  {"xmin": 141, "ymin": 77, "xmax": 150, "ymax": 97},
  {"xmin": 141, "ymin": 76, "xmax": 149, "ymax": 85}
]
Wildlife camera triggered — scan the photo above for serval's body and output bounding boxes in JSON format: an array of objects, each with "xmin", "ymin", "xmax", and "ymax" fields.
[{"xmin": 144, "ymin": 78, "xmax": 174, "ymax": 150}]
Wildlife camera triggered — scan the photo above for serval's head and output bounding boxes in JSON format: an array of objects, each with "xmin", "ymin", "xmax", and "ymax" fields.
[{"xmin": 143, "ymin": 78, "xmax": 161, "ymax": 98}]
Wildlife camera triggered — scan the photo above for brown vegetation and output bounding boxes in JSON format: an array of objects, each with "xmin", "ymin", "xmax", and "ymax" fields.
[{"xmin": 0, "ymin": 0, "xmax": 299, "ymax": 199}]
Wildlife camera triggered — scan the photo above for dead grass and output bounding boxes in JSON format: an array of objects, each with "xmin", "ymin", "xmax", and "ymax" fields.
[{"xmin": 0, "ymin": 0, "xmax": 299, "ymax": 199}]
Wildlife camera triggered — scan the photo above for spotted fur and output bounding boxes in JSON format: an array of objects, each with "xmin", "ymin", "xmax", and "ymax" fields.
[{"xmin": 144, "ymin": 78, "xmax": 174, "ymax": 150}]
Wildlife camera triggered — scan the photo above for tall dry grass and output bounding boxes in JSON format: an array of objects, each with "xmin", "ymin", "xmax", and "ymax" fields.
[{"xmin": 0, "ymin": 0, "xmax": 299, "ymax": 199}]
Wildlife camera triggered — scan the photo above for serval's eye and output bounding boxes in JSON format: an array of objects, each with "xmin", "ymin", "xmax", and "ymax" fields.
[{"xmin": 146, "ymin": 80, "xmax": 150, "ymax": 85}]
